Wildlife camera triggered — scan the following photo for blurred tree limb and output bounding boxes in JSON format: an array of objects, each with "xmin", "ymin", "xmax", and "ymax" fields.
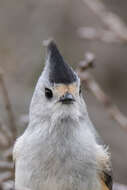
[
  {"xmin": 0, "ymin": 70, "xmax": 17, "ymax": 142},
  {"xmin": 77, "ymin": 53, "xmax": 127, "ymax": 132},
  {"xmin": 78, "ymin": 0, "xmax": 127, "ymax": 44},
  {"xmin": 0, "ymin": 69, "xmax": 16, "ymax": 188}
]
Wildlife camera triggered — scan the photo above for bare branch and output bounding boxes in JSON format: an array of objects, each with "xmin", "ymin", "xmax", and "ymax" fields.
[
  {"xmin": 3, "ymin": 148, "xmax": 13, "ymax": 162},
  {"xmin": 0, "ymin": 121, "xmax": 13, "ymax": 150},
  {"xmin": 77, "ymin": 53, "xmax": 127, "ymax": 132},
  {"xmin": 0, "ymin": 172, "xmax": 13, "ymax": 183},
  {"xmin": 0, "ymin": 181, "xmax": 14, "ymax": 190},
  {"xmin": 0, "ymin": 122, "xmax": 12, "ymax": 149},
  {"xmin": 0, "ymin": 69, "xmax": 16, "ymax": 186},
  {"xmin": 80, "ymin": 0, "xmax": 127, "ymax": 43},
  {"xmin": 113, "ymin": 183, "xmax": 127, "ymax": 190},
  {"xmin": 79, "ymin": 52, "xmax": 95, "ymax": 71},
  {"xmin": 0, "ymin": 181, "xmax": 31, "ymax": 190},
  {"xmin": 0, "ymin": 133, "xmax": 10, "ymax": 149},
  {"xmin": 78, "ymin": 27, "xmax": 122, "ymax": 44},
  {"xmin": 0, "ymin": 161, "xmax": 13, "ymax": 172},
  {"xmin": 0, "ymin": 121, "xmax": 13, "ymax": 143},
  {"xmin": 0, "ymin": 69, "xmax": 17, "ymax": 142}
]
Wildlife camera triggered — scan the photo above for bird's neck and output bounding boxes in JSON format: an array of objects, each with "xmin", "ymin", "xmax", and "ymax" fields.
[
  {"xmin": 50, "ymin": 116, "xmax": 80, "ymax": 136},
  {"xmin": 28, "ymin": 113, "xmax": 84, "ymax": 139}
]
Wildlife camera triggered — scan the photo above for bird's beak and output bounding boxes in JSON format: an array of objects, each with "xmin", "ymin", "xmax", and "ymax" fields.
[{"xmin": 59, "ymin": 92, "xmax": 75, "ymax": 104}]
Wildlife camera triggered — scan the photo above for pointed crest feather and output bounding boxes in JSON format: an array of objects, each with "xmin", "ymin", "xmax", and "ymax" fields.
[{"xmin": 43, "ymin": 39, "xmax": 77, "ymax": 84}]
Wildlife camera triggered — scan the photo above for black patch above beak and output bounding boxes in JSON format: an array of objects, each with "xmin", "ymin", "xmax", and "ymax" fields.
[{"xmin": 59, "ymin": 92, "xmax": 75, "ymax": 104}]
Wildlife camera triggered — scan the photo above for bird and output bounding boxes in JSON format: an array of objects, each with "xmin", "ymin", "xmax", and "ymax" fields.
[{"xmin": 13, "ymin": 40, "xmax": 112, "ymax": 190}]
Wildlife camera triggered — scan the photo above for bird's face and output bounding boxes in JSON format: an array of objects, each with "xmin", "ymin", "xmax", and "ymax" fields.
[
  {"xmin": 44, "ymin": 82, "xmax": 80, "ymax": 106},
  {"xmin": 30, "ymin": 41, "xmax": 87, "ymax": 122},
  {"xmin": 30, "ymin": 79, "xmax": 85, "ymax": 121}
]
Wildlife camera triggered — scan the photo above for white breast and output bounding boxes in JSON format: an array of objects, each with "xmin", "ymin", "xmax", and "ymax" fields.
[{"xmin": 14, "ymin": 120, "xmax": 101, "ymax": 190}]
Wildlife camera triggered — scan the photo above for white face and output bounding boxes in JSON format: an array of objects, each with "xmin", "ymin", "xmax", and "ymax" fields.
[{"xmin": 29, "ymin": 74, "xmax": 87, "ymax": 123}]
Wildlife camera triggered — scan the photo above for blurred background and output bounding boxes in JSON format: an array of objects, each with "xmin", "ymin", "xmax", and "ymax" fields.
[{"xmin": 0, "ymin": 0, "xmax": 127, "ymax": 185}]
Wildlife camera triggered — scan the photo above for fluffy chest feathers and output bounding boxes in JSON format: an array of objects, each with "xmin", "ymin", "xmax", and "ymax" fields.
[{"xmin": 14, "ymin": 118, "xmax": 101, "ymax": 190}]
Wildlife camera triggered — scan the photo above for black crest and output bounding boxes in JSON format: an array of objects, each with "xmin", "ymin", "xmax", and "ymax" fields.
[{"xmin": 47, "ymin": 41, "xmax": 77, "ymax": 84}]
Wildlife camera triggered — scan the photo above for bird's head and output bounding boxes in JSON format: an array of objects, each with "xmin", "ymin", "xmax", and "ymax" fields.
[{"xmin": 30, "ymin": 40, "xmax": 87, "ymax": 124}]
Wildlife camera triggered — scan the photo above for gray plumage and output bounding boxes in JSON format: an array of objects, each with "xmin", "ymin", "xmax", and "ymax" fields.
[{"xmin": 13, "ymin": 40, "xmax": 112, "ymax": 190}]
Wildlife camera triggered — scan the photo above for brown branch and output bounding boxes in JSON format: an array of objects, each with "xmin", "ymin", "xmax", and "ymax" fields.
[
  {"xmin": 0, "ymin": 161, "xmax": 13, "ymax": 172},
  {"xmin": 79, "ymin": 52, "xmax": 95, "ymax": 70},
  {"xmin": 113, "ymin": 183, "xmax": 127, "ymax": 190},
  {"xmin": 80, "ymin": 0, "xmax": 127, "ymax": 44},
  {"xmin": 77, "ymin": 53, "xmax": 127, "ymax": 132},
  {"xmin": 78, "ymin": 27, "xmax": 122, "ymax": 44},
  {"xmin": 0, "ymin": 69, "xmax": 16, "ymax": 186},
  {"xmin": 3, "ymin": 148, "xmax": 13, "ymax": 162},
  {"xmin": 0, "ymin": 133, "xmax": 10, "ymax": 150},
  {"xmin": 0, "ymin": 181, "xmax": 14, "ymax": 190},
  {"xmin": 0, "ymin": 121, "xmax": 13, "ymax": 150},
  {"xmin": 0, "ymin": 181, "xmax": 31, "ymax": 190},
  {"xmin": 0, "ymin": 187, "xmax": 31, "ymax": 190},
  {"xmin": 0, "ymin": 172, "xmax": 13, "ymax": 183},
  {"xmin": 0, "ymin": 122, "xmax": 12, "ymax": 149},
  {"xmin": 0, "ymin": 69, "xmax": 17, "ymax": 142},
  {"xmin": 0, "ymin": 121, "xmax": 13, "ymax": 143}
]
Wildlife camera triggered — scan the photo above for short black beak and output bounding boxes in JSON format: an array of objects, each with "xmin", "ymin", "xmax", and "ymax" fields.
[{"xmin": 59, "ymin": 92, "xmax": 75, "ymax": 104}]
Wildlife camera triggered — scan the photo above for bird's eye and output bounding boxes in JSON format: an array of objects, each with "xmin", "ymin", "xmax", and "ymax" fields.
[
  {"xmin": 79, "ymin": 85, "xmax": 82, "ymax": 94},
  {"xmin": 45, "ymin": 88, "xmax": 53, "ymax": 99}
]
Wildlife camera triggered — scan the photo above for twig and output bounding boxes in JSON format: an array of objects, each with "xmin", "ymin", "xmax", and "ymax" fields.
[
  {"xmin": 80, "ymin": 0, "xmax": 127, "ymax": 43},
  {"xmin": 0, "ymin": 133, "xmax": 10, "ymax": 150},
  {"xmin": 79, "ymin": 52, "xmax": 95, "ymax": 70},
  {"xmin": 0, "ymin": 161, "xmax": 13, "ymax": 172},
  {"xmin": 3, "ymin": 148, "xmax": 13, "ymax": 162},
  {"xmin": 0, "ymin": 181, "xmax": 31, "ymax": 190},
  {"xmin": 0, "ymin": 121, "xmax": 13, "ymax": 143},
  {"xmin": 0, "ymin": 121, "xmax": 13, "ymax": 149},
  {"xmin": 113, "ymin": 183, "xmax": 127, "ymax": 190},
  {"xmin": 0, "ymin": 172, "xmax": 13, "ymax": 183},
  {"xmin": 0, "ymin": 69, "xmax": 17, "ymax": 142},
  {"xmin": 0, "ymin": 69, "xmax": 16, "ymax": 186},
  {"xmin": 77, "ymin": 53, "xmax": 127, "ymax": 132},
  {"xmin": 78, "ymin": 27, "xmax": 122, "ymax": 44}
]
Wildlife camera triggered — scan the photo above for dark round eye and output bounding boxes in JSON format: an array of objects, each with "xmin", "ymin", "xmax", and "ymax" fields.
[
  {"xmin": 79, "ymin": 85, "xmax": 82, "ymax": 94},
  {"xmin": 45, "ymin": 88, "xmax": 53, "ymax": 99}
]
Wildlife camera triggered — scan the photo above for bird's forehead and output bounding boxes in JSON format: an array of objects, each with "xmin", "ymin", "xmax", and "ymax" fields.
[{"xmin": 54, "ymin": 83, "xmax": 78, "ymax": 96}]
